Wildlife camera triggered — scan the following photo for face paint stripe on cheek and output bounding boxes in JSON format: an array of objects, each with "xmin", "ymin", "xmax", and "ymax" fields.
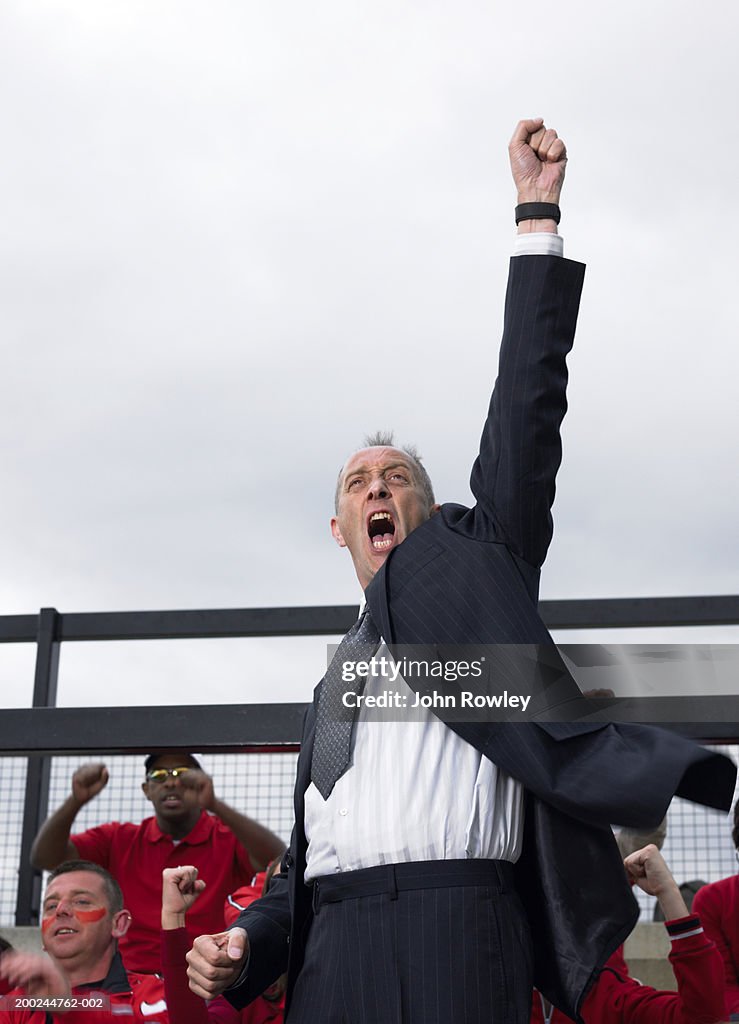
[
  {"xmin": 41, "ymin": 915, "xmax": 53, "ymax": 933},
  {"xmin": 75, "ymin": 908, "xmax": 106, "ymax": 923}
]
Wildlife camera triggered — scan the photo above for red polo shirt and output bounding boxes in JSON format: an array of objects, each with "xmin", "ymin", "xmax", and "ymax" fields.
[{"xmin": 71, "ymin": 812, "xmax": 254, "ymax": 974}]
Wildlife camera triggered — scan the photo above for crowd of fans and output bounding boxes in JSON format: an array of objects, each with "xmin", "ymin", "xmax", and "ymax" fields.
[
  {"xmin": 0, "ymin": 753, "xmax": 738, "ymax": 1023},
  {"xmin": 0, "ymin": 753, "xmax": 286, "ymax": 1023}
]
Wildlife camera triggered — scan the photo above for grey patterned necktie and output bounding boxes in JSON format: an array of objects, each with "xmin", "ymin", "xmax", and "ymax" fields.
[{"xmin": 311, "ymin": 608, "xmax": 381, "ymax": 799}]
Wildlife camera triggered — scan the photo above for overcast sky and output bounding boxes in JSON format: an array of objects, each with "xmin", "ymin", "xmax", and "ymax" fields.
[{"xmin": 1, "ymin": 1, "xmax": 737, "ymax": 711}]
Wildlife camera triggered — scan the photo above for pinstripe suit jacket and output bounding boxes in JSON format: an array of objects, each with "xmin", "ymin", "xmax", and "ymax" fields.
[{"xmin": 228, "ymin": 255, "xmax": 736, "ymax": 1022}]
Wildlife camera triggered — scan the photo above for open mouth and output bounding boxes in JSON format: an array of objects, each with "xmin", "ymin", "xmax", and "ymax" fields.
[
  {"xmin": 54, "ymin": 927, "xmax": 78, "ymax": 937},
  {"xmin": 367, "ymin": 511, "xmax": 395, "ymax": 551},
  {"xmin": 162, "ymin": 795, "xmax": 182, "ymax": 807}
]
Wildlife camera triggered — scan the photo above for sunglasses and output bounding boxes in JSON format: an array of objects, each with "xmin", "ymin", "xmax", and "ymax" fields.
[{"xmin": 146, "ymin": 766, "xmax": 194, "ymax": 783}]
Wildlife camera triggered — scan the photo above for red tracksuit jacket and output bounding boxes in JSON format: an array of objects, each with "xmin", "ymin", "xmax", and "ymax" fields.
[{"xmin": 530, "ymin": 915, "xmax": 725, "ymax": 1024}]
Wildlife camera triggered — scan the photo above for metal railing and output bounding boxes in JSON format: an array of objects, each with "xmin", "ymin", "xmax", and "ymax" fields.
[{"xmin": 2, "ymin": 595, "xmax": 738, "ymax": 925}]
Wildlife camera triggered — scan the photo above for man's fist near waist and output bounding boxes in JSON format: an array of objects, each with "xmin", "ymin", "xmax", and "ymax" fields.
[{"xmin": 186, "ymin": 928, "xmax": 249, "ymax": 999}]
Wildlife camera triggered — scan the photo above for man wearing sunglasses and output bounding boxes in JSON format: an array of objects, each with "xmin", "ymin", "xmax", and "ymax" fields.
[{"xmin": 30, "ymin": 753, "xmax": 284, "ymax": 975}]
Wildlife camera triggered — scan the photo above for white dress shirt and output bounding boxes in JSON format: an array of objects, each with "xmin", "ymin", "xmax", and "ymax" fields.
[{"xmin": 305, "ymin": 640, "xmax": 526, "ymax": 879}]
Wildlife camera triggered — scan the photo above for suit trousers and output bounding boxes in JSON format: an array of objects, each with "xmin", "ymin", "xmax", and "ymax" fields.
[{"xmin": 286, "ymin": 860, "xmax": 532, "ymax": 1024}]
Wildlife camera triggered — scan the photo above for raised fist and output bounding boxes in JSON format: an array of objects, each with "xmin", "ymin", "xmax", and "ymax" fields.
[
  {"xmin": 162, "ymin": 865, "xmax": 206, "ymax": 919},
  {"xmin": 180, "ymin": 769, "xmax": 216, "ymax": 811},
  {"xmin": 71, "ymin": 763, "xmax": 109, "ymax": 806},
  {"xmin": 509, "ymin": 118, "xmax": 567, "ymax": 204}
]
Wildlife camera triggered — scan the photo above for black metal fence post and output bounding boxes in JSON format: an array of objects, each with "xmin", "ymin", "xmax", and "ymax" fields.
[{"xmin": 15, "ymin": 608, "xmax": 60, "ymax": 925}]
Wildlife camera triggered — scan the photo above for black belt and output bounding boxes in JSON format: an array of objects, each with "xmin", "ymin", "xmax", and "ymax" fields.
[{"xmin": 311, "ymin": 858, "xmax": 514, "ymax": 912}]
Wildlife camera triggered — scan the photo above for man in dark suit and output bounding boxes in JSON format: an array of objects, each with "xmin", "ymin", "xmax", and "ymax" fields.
[{"xmin": 186, "ymin": 120, "xmax": 735, "ymax": 1024}]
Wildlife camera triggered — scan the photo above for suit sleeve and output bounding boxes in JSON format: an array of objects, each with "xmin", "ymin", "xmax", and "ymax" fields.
[
  {"xmin": 469, "ymin": 254, "xmax": 585, "ymax": 568},
  {"xmin": 223, "ymin": 871, "xmax": 291, "ymax": 1009}
]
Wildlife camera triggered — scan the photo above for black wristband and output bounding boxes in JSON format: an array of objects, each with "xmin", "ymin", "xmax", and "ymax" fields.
[{"xmin": 515, "ymin": 202, "xmax": 561, "ymax": 225}]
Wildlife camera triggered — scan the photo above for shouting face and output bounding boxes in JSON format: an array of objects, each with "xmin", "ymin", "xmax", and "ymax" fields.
[
  {"xmin": 331, "ymin": 446, "xmax": 438, "ymax": 589},
  {"xmin": 141, "ymin": 754, "xmax": 203, "ymax": 834}
]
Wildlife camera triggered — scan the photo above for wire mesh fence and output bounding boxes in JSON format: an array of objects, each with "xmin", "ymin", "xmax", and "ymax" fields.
[
  {"xmin": 0, "ymin": 757, "xmax": 28, "ymax": 926},
  {"xmin": 1, "ymin": 745, "xmax": 737, "ymax": 927},
  {"xmin": 0, "ymin": 751, "xmax": 298, "ymax": 927}
]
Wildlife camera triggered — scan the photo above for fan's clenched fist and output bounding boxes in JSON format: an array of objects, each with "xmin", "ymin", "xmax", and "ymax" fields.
[{"xmin": 71, "ymin": 763, "xmax": 109, "ymax": 806}]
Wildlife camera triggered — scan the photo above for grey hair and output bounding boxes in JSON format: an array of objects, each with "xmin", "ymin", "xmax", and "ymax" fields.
[{"xmin": 334, "ymin": 430, "xmax": 436, "ymax": 512}]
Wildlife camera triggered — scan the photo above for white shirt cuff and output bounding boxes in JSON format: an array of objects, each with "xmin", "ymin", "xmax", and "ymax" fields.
[{"xmin": 512, "ymin": 232, "xmax": 564, "ymax": 258}]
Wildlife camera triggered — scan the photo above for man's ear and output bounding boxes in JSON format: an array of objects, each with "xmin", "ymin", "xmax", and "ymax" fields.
[
  {"xmin": 111, "ymin": 909, "xmax": 132, "ymax": 940},
  {"xmin": 141, "ymin": 781, "xmax": 153, "ymax": 804},
  {"xmin": 430, "ymin": 503, "xmax": 441, "ymax": 517},
  {"xmin": 330, "ymin": 517, "xmax": 347, "ymax": 548}
]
